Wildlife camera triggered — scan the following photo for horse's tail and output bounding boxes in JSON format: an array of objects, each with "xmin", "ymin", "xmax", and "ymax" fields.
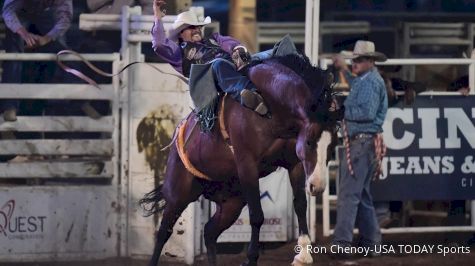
[{"xmin": 139, "ymin": 183, "xmax": 167, "ymax": 216}]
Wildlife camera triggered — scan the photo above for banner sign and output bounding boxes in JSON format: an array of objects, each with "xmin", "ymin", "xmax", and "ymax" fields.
[
  {"xmin": 370, "ymin": 95, "xmax": 475, "ymax": 200},
  {"xmin": 217, "ymin": 168, "xmax": 292, "ymax": 242},
  {"xmin": 0, "ymin": 187, "xmax": 117, "ymax": 260}
]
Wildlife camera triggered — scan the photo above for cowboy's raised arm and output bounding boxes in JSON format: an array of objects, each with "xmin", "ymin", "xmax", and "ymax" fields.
[{"xmin": 151, "ymin": 0, "xmax": 183, "ymax": 73}]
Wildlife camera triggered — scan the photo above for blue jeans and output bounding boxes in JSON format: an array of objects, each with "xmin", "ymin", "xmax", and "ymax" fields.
[
  {"xmin": 252, "ymin": 50, "xmax": 272, "ymax": 61},
  {"xmin": 1, "ymin": 28, "xmax": 22, "ymax": 111},
  {"xmin": 211, "ymin": 59, "xmax": 253, "ymax": 101},
  {"xmin": 333, "ymin": 137, "xmax": 381, "ymax": 247},
  {"xmin": 374, "ymin": 201, "xmax": 391, "ymax": 223}
]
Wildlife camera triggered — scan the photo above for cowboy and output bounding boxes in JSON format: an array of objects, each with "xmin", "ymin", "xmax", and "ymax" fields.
[
  {"xmin": 151, "ymin": 0, "xmax": 268, "ymax": 116},
  {"xmin": 331, "ymin": 40, "xmax": 388, "ymax": 258}
]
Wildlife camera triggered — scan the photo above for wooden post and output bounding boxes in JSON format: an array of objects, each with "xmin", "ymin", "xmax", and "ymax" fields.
[
  {"xmin": 229, "ymin": 0, "xmax": 257, "ymax": 53},
  {"xmin": 305, "ymin": 0, "xmax": 320, "ymax": 65},
  {"xmin": 166, "ymin": 0, "xmax": 192, "ymax": 15}
]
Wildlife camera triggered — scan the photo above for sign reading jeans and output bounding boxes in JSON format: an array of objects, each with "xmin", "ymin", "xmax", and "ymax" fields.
[{"xmin": 371, "ymin": 95, "xmax": 475, "ymax": 200}]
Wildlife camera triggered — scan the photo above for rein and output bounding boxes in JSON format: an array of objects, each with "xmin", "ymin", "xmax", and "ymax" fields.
[
  {"xmin": 55, "ymin": 50, "xmax": 192, "ymax": 152},
  {"xmin": 56, "ymin": 50, "xmax": 189, "ymax": 88}
]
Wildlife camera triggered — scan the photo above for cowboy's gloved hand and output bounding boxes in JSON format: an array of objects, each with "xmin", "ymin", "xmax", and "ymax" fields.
[
  {"xmin": 232, "ymin": 46, "xmax": 251, "ymax": 71},
  {"xmin": 153, "ymin": 0, "xmax": 167, "ymax": 19}
]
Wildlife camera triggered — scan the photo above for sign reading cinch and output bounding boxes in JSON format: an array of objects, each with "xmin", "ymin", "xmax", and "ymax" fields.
[{"xmin": 371, "ymin": 95, "xmax": 475, "ymax": 200}]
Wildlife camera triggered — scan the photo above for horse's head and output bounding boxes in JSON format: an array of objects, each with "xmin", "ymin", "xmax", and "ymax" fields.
[
  {"xmin": 296, "ymin": 94, "xmax": 342, "ymax": 196},
  {"xmin": 250, "ymin": 54, "xmax": 343, "ymax": 196}
]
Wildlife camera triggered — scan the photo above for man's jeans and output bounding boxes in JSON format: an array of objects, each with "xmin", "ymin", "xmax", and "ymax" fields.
[
  {"xmin": 333, "ymin": 137, "xmax": 381, "ymax": 247},
  {"xmin": 374, "ymin": 201, "xmax": 391, "ymax": 223},
  {"xmin": 210, "ymin": 33, "xmax": 299, "ymax": 101},
  {"xmin": 211, "ymin": 59, "xmax": 253, "ymax": 100},
  {"xmin": 1, "ymin": 28, "xmax": 22, "ymax": 112}
]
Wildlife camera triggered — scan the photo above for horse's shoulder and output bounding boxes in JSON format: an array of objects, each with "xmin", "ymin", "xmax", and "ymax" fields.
[{"xmin": 249, "ymin": 59, "xmax": 294, "ymax": 77}]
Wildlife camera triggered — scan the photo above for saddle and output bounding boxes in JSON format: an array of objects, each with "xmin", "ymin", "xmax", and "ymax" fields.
[
  {"xmin": 189, "ymin": 35, "xmax": 298, "ymax": 131},
  {"xmin": 176, "ymin": 95, "xmax": 234, "ymax": 180}
]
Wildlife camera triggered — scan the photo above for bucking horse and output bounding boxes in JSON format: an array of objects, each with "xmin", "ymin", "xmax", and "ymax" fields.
[{"xmin": 140, "ymin": 53, "xmax": 343, "ymax": 266}]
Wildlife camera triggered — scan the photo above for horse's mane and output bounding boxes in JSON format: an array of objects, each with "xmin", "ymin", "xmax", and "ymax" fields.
[{"xmin": 251, "ymin": 54, "xmax": 336, "ymax": 124}]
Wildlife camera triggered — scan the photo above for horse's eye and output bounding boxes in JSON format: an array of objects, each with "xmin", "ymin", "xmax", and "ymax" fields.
[{"xmin": 306, "ymin": 140, "xmax": 315, "ymax": 148}]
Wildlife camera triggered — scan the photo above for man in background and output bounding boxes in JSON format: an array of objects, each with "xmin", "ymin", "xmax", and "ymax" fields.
[
  {"xmin": 331, "ymin": 40, "xmax": 388, "ymax": 258},
  {"xmin": 1, "ymin": 0, "xmax": 73, "ymax": 121}
]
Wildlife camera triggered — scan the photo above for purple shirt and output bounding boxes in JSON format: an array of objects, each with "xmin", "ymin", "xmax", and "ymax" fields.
[
  {"xmin": 151, "ymin": 18, "xmax": 240, "ymax": 74},
  {"xmin": 2, "ymin": 0, "xmax": 73, "ymax": 40}
]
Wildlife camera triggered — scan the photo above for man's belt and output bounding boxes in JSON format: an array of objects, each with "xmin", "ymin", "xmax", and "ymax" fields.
[{"xmin": 350, "ymin": 133, "xmax": 375, "ymax": 142}]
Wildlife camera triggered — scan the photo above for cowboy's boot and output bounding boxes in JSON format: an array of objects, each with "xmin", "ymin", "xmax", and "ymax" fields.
[{"xmin": 240, "ymin": 89, "xmax": 268, "ymax": 116}]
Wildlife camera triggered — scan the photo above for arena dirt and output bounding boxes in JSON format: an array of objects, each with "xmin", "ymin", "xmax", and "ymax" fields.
[{"xmin": 0, "ymin": 234, "xmax": 475, "ymax": 266}]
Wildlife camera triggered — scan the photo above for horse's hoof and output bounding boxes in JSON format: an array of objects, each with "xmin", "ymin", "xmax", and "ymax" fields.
[{"xmin": 291, "ymin": 258, "xmax": 312, "ymax": 266}]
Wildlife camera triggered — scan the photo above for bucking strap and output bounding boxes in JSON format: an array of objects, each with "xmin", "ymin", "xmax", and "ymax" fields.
[
  {"xmin": 219, "ymin": 94, "xmax": 234, "ymax": 154},
  {"xmin": 176, "ymin": 118, "xmax": 211, "ymax": 180}
]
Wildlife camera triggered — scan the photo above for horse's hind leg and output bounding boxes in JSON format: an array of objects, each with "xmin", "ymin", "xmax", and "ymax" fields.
[
  {"xmin": 204, "ymin": 196, "xmax": 246, "ymax": 266},
  {"xmin": 289, "ymin": 163, "xmax": 313, "ymax": 265},
  {"xmin": 148, "ymin": 147, "xmax": 203, "ymax": 266},
  {"xmin": 149, "ymin": 179, "xmax": 202, "ymax": 266},
  {"xmin": 149, "ymin": 202, "xmax": 186, "ymax": 266}
]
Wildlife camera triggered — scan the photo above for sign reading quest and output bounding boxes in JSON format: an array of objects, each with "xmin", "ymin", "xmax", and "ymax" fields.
[
  {"xmin": 371, "ymin": 95, "xmax": 475, "ymax": 200},
  {"xmin": 0, "ymin": 200, "xmax": 47, "ymax": 240}
]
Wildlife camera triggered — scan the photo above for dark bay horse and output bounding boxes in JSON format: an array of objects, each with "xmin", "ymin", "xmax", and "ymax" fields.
[{"xmin": 141, "ymin": 54, "xmax": 342, "ymax": 266}]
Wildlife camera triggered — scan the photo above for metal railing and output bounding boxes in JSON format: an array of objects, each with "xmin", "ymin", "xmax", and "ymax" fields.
[
  {"xmin": 256, "ymin": 21, "xmax": 370, "ymax": 52},
  {"xmin": 0, "ymin": 52, "xmax": 120, "ymax": 181}
]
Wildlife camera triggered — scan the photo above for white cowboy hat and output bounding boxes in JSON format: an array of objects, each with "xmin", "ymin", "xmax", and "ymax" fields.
[
  {"xmin": 169, "ymin": 10, "xmax": 211, "ymax": 41},
  {"xmin": 345, "ymin": 40, "xmax": 387, "ymax": 62}
]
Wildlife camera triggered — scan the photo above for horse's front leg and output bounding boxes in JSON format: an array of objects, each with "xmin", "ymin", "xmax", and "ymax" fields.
[
  {"xmin": 289, "ymin": 162, "xmax": 313, "ymax": 266},
  {"xmin": 236, "ymin": 156, "xmax": 263, "ymax": 266}
]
